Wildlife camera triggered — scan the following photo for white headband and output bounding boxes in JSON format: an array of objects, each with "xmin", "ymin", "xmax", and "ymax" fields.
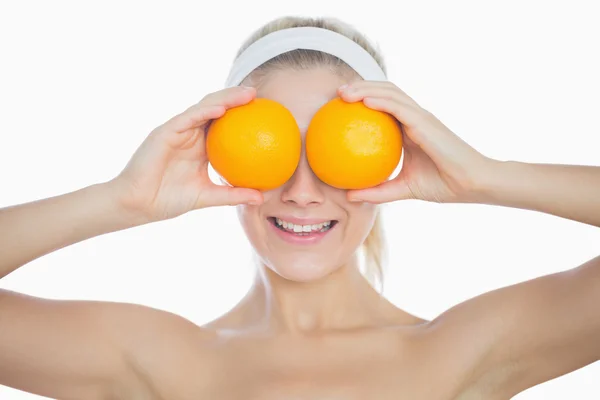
[{"xmin": 225, "ymin": 27, "xmax": 387, "ymax": 87}]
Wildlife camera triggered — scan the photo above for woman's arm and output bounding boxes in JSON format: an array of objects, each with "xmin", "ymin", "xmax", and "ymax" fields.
[
  {"xmin": 338, "ymin": 81, "xmax": 600, "ymax": 398},
  {"xmin": 0, "ymin": 181, "xmax": 147, "ymax": 398},
  {"xmin": 0, "ymin": 182, "xmax": 144, "ymax": 279},
  {"xmin": 0, "ymin": 87, "xmax": 260, "ymax": 399},
  {"xmin": 477, "ymin": 160, "xmax": 600, "ymax": 227},
  {"xmin": 436, "ymin": 161, "xmax": 600, "ymax": 398}
]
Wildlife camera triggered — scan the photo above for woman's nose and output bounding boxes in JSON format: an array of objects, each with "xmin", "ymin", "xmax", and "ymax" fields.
[{"xmin": 280, "ymin": 155, "xmax": 325, "ymax": 207}]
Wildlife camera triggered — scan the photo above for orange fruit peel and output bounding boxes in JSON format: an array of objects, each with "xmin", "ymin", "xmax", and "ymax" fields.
[
  {"xmin": 207, "ymin": 96, "xmax": 402, "ymax": 192},
  {"xmin": 206, "ymin": 98, "xmax": 302, "ymax": 191},
  {"xmin": 306, "ymin": 97, "xmax": 403, "ymax": 189}
]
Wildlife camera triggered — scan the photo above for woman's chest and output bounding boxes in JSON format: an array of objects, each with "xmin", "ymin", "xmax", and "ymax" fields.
[
  {"xmin": 213, "ymin": 360, "xmax": 430, "ymax": 400},
  {"xmin": 136, "ymin": 330, "xmax": 478, "ymax": 400},
  {"xmin": 198, "ymin": 333, "xmax": 465, "ymax": 399}
]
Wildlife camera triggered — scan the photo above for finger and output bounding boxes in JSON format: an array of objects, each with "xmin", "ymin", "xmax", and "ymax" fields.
[
  {"xmin": 347, "ymin": 176, "xmax": 414, "ymax": 204},
  {"xmin": 364, "ymin": 96, "xmax": 465, "ymax": 160},
  {"xmin": 364, "ymin": 96, "xmax": 485, "ymax": 189},
  {"xmin": 166, "ymin": 86, "xmax": 256, "ymax": 133},
  {"xmin": 338, "ymin": 81, "xmax": 419, "ymax": 107},
  {"xmin": 167, "ymin": 105, "xmax": 227, "ymax": 135},
  {"xmin": 197, "ymin": 185, "xmax": 264, "ymax": 209},
  {"xmin": 199, "ymin": 86, "xmax": 257, "ymax": 109},
  {"xmin": 360, "ymin": 96, "xmax": 423, "ymax": 130},
  {"xmin": 401, "ymin": 128, "xmax": 419, "ymax": 149}
]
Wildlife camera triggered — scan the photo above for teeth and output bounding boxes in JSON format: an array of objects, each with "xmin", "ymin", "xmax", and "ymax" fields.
[{"xmin": 274, "ymin": 218, "xmax": 333, "ymax": 233}]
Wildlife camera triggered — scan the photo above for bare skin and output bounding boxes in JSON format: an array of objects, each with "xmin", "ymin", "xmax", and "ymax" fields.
[{"xmin": 0, "ymin": 69, "xmax": 599, "ymax": 400}]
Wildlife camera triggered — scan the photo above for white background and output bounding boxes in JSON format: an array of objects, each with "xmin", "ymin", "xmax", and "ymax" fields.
[{"xmin": 1, "ymin": 1, "xmax": 599, "ymax": 398}]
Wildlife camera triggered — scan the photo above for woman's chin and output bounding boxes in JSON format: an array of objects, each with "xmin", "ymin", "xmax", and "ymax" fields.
[{"xmin": 265, "ymin": 255, "xmax": 341, "ymax": 283}]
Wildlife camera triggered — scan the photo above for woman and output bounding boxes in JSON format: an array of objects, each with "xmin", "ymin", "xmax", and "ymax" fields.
[{"xmin": 0, "ymin": 15, "xmax": 598, "ymax": 400}]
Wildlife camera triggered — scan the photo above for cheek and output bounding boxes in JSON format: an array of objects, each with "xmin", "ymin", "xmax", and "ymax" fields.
[
  {"xmin": 236, "ymin": 205, "xmax": 265, "ymax": 246},
  {"xmin": 236, "ymin": 188, "xmax": 279, "ymax": 229},
  {"xmin": 236, "ymin": 186, "xmax": 284, "ymax": 247},
  {"xmin": 344, "ymin": 203, "xmax": 379, "ymax": 245}
]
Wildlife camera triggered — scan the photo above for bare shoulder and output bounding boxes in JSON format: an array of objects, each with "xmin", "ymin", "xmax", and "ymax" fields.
[
  {"xmin": 91, "ymin": 298, "xmax": 220, "ymax": 394},
  {"xmin": 0, "ymin": 290, "xmax": 217, "ymax": 399},
  {"xmin": 421, "ymin": 255, "xmax": 600, "ymax": 398}
]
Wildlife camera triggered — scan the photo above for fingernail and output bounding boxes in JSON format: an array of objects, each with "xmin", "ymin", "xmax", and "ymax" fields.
[
  {"xmin": 349, "ymin": 197, "xmax": 361, "ymax": 202},
  {"xmin": 339, "ymin": 84, "xmax": 349, "ymax": 91},
  {"xmin": 241, "ymin": 85, "xmax": 254, "ymax": 91}
]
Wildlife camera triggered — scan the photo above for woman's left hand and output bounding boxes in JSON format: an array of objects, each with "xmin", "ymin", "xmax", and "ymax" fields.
[{"xmin": 337, "ymin": 81, "xmax": 494, "ymax": 204}]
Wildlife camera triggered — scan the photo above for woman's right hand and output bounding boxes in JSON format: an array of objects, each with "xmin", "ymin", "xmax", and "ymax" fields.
[{"xmin": 110, "ymin": 86, "xmax": 263, "ymax": 223}]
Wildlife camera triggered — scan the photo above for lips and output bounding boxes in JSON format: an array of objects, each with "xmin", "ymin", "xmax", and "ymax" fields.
[
  {"xmin": 267, "ymin": 216, "xmax": 339, "ymax": 244},
  {"xmin": 269, "ymin": 217, "xmax": 335, "ymax": 234}
]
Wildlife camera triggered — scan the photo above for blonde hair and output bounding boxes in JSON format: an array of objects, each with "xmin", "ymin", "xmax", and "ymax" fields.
[{"xmin": 234, "ymin": 16, "xmax": 388, "ymax": 290}]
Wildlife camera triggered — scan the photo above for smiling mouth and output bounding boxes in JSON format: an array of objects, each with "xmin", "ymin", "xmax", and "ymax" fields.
[{"xmin": 267, "ymin": 217, "xmax": 338, "ymax": 236}]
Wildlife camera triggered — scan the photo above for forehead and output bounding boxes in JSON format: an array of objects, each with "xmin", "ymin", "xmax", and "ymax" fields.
[{"xmin": 255, "ymin": 68, "xmax": 348, "ymax": 132}]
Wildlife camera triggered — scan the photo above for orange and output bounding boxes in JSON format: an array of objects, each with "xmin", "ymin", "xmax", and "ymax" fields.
[
  {"xmin": 206, "ymin": 98, "xmax": 301, "ymax": 191},
  {"xmin": 306, "ymin": 97, "xmax": 403, "ymax": 189}
]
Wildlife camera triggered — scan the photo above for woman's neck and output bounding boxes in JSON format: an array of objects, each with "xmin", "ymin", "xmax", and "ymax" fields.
[{"xmin": 218, "ymin": 258, "xmax": 402, "ymax": 335}]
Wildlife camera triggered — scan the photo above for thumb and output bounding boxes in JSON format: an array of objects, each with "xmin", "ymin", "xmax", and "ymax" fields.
[
  {"xmin": 197, "ymin": 186, "xmax": 263, "ymax": 209},
  {"xmin": 347, "ymin": 176, "xmax": 414, "ymax": 204}
]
